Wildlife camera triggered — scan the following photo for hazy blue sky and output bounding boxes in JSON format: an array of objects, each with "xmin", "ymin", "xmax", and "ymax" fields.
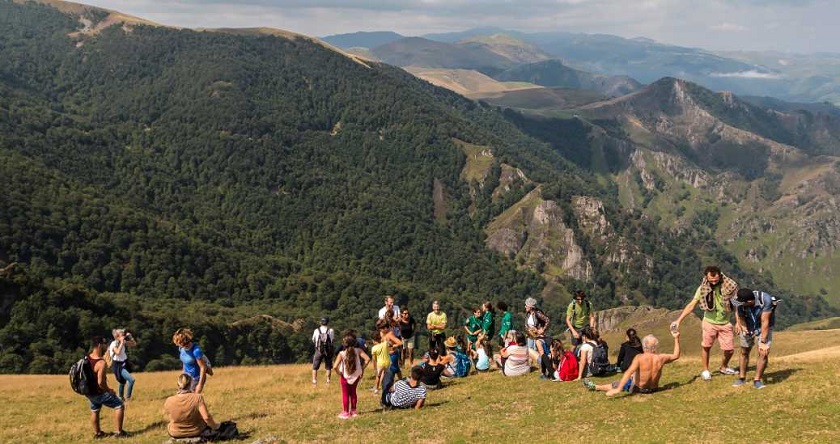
[{"xmin": 82, "ymin": 0, "xmax": 838, "ymax": 53}]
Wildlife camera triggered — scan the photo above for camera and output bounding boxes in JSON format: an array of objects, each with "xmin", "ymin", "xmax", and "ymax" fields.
[{"xmin": 125, "ymin": 333, "xmax": 134, "ymax": 341}]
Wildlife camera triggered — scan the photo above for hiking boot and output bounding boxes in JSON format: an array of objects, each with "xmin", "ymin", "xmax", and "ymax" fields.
[
  {"xmin": 732, "ymin": 378, "xmax": 746, "ymax": 387},
  {"xmin": 337, "ymin": 412, "xmax": 351, "ymax": 420},
  {"xmin": 719, "ymin": 367, "xmax": 737, "ymax": 375},
  {"xmin": 701, "ymin": 370, "xmax": 712, "ymax": 381},
  {"xmin": 582, "ymin": 379, "xmax": 596, "ymax": 391},
  {"xmin": 753, "ymin": 380, "xmax": 766, "ymax": 389}
]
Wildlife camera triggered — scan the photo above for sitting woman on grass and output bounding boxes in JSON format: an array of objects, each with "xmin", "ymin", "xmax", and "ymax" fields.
[
  {"xmin": 473, "ymin": 334, "xmax": 491, "ymax": 372},
  {"xmin": 421, "ymin": 348, "xmax": 446, "ymax": 389},
  {"xmin": 496, "ymin": 331, "xmax": 537, "ymax": 377},
  {"xmin": 164, "ymin": 374, "xmax": 237, "ymax": 441}
]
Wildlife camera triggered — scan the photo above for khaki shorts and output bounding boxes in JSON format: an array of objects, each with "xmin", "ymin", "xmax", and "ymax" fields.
[
  {"xmin": 740, "ymin": 330, "xmax": 773, "ymax": 349},
  {"xmin": 701, "ymin": 320, "xmax": 734, "ymax": 351},
  {"xmin": 403, "ymin": 336, "xmax": 415, "ymax": 349}
]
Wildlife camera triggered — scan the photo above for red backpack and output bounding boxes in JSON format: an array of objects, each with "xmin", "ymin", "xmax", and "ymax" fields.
[{"xmin": 557, "ymin": 351, "xmax": 579, "ymax": 381}]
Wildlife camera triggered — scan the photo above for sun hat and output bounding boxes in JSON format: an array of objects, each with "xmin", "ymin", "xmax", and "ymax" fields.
[
  {"xmin": 444, "ymin": 336, "xmax": 457, "ymax": 348},
  {"xmin": 525, "ymin": 297, "xmax": 537, "ymax": 308}
]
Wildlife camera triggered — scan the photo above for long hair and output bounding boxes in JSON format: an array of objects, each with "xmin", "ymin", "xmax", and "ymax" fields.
[
  {"xmin": 172, "ymin": 328, "xmax": 193, "ymax": 348},
  {"xmin": 483, "ymin": 301, "xmax": 494, "ymax": 313},
  {"xmin": 342, "ymin": 334, "xmax": 357, "ymax": 374},
  {"xmin": 626, "ymin": 328, "xmax": 641, "ymax": 348}
]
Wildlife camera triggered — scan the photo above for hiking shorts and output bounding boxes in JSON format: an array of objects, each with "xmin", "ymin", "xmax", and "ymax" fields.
[
  {"xmin": 701, "ymin": 320, "xmax": 734, "ymax": 351},
  {"xmin": 404, "ymin": 336, "xmax": 415, "ymax": 349},
  {"xmin": 88, "ymin": 392, "xmax": 124, "ymax": 412},
  {"xmin": 740, "ymin": 330, "xmax": 773, "ymax": 349},
  {"xmin": 312, "ymin": 350, "xmax": 333, "ymax": 370},
  {"xmin": 610, "ymin": 379, "xmax": 635, "ymax": 392}
]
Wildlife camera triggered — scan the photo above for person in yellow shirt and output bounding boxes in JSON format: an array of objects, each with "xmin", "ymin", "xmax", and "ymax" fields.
[
  {"xmin": 370, "ymin": 331, "xmax": 390, "ymax": 394},
  {"xmin": 426, "ymin": 300, "xmax": 448, "ymax": 354}
]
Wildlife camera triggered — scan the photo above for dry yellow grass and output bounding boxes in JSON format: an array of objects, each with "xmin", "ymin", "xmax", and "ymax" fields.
[{"xmin": 1, "ymin": 328, "xmax": 838, "ymax": 443}]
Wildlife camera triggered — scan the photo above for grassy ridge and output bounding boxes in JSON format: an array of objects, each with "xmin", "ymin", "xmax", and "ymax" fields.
[{"xmin": 2, "ymin": 328, "xmax": 839, "ymax": 443}]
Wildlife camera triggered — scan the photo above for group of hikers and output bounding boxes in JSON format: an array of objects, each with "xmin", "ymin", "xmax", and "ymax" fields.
[
  {"xmin": 312, "ymin": 266, "xmax": 779, "ymax": 418},
  {"xmin": 74, "ymin": 327, "xmax": 237, "ymax": 441},
  {"xmin": 76, "ymin": 265, "xmax": 778, "ymax": 436}
]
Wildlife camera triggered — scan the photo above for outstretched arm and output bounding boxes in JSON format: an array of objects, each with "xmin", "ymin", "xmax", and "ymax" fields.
[
  {"xmin": 674, "ymin": 298, "xmax": 699, "ymax": 326},
  {"xmin": 666, "ymin": 331, "xmax": 681, "ymax": 363}
]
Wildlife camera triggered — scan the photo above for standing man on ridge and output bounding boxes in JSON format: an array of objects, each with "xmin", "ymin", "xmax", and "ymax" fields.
[
  {"xmin": 565, "ymin": 290, "xmax": 595, "ymax": 347},
  {"xmin": 672, "ymin": 265, "xmax": 739, "ymax": 381},
  {"xmin": 426, "ymin": 300, "xmax": 447, "ymax": 354},
  {"xmin": 378, "ymin": 295, "xmax": 400, "ymax": 320}
]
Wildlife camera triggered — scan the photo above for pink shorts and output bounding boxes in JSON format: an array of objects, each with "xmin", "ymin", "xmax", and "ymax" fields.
[{"xmin": 701, "ymin": 320, "xmax": 734, "ymax": 351}]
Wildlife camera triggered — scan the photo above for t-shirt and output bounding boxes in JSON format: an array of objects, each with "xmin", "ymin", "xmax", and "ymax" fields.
[
  {"xmin": 499, "ymin": 311, "xmax": 513, "ymax": 339},
  {"xmin": 481, "ymin": 311, "xmax": 495, "ymax": 338},
  {"xmin": 476, "ymin": 348, "xmax": 490, "ymax": 371},
  {"xmin": 109, "ymin": 340, "xmax": 127, "ymax": 362},
  {"xmin": 400, "ymin": 314, "xmax": 416, "ymax": 339},
  {"xmin": 566, "ymin": 300, "xmax": 592, "ymax": 329},
  {"xmin": 371, "ymin": 342, "xmax": 390, "ymax": 368},
  {"xmin": 421, "ymin": 363, "xmax": 445, "ymax": 386},
  {"xmin": 737, "ymin": 291, "xmax": 776, "ymax": 333},
  {"xmin": 693, "ymin": 284, "xmax": 729, "ymax": 325},
  {"xmin": 179, "ymin": 344, "xmax": 204, "ymax": 379},
  {"xmin": 337, "ymin": 350, "xmax": 364, "ymax": 385},
  {"xmin": 426, "ymin": 311, "xmax": 447, "ymax": 334},
  {"xmin": 578, "ymin": 341, "xmax": 595, "ymax": 376},
  {"xmin": 387, "ymin": 379, "xmax": 426, "ymax": 409},
  {"xmin": 379, "ymin": 305, "xmax": 401, "ymax": 319},
  {"xmin": 164, "ymin": 392, "xmax": 208, "ymax": 438},
  {"xmin": 311, "ymin": 326, "xmax": 334, "ymax": 352},
  {"xmin": 617, "ymin": 342, "xmax": 642, "ymax": 372},
  {"xmin": 504, "ymin": 345, "xmax": 531, "ymax": 376},
  {"xmin": 464, "ymin": 316, "xmax": 482, "ymax": 341}
]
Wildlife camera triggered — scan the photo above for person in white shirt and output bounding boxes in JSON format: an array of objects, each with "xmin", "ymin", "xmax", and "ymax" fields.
[
  {"xmin": 109, "ymin": 328, "xmax": 137, "ymax": 401},
  {"xmin": 378, "ymin": 295, "xmax": 401, "ymax": 320},
  {"xmin": 311, "ymin": 318, "xmax": 335, "ymax": 385}
]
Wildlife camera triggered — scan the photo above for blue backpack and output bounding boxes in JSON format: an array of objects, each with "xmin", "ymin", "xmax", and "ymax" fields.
[{"xmin": 454, "ymin": 352, "xmax": 471, "ymax": 377}]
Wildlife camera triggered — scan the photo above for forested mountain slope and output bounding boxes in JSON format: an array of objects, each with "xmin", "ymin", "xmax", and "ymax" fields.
[{"xmin": 0, "ymin": 0, "xmax": 834, "ymax": 373}]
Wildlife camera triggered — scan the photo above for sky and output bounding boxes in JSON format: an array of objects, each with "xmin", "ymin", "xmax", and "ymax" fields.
[{"xmin": 80, "ymin": 0, "xmax": 839, "ymax": 53}]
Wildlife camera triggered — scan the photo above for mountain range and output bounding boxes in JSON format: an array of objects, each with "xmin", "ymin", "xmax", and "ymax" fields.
[{"xmin": 0, "ymin": 0, "xmax": 838, "ymax": 374}]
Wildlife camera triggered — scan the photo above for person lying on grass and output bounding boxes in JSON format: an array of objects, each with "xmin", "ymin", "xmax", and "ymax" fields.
[{"xmin": 583, "ymin": 329, "xmax": 680, "ymax": 396}]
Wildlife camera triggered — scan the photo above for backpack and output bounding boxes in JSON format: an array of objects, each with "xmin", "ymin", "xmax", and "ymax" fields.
[
  {"xmin": 557, "ymin": 350, "xmax": 579, "ymax": 381},
  {"xmin": 753, "ymin": 291, "xmax": 781, "ymax": 310},
  {"xmin": 570, "ymin": 301, "xmax": 593, "ymax": 326},
  {"xmin": 316, "ymin": 327, "xmax": 334, "ymax": 356},
  {"xmin": 587, "ymin": 342, "xmax": 612, "ymax": 377},
  {"xmin": 454, "ymin": 352, "xmax": 471, "ymax": 377},
  {"xmin": 69, "ymin": 356, "xmax": 95, "ymax": 396}
]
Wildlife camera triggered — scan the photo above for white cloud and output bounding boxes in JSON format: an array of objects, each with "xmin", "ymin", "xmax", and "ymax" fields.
[
  {"xmin": 709, "ymin": 70, "xmax": 783, "ymax": 79},
  {"xmin": 710, "ymin": 22, "xmax": 746, "ymax": 32}
]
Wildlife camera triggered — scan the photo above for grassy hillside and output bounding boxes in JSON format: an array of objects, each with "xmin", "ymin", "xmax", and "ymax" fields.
[{"xmin": 2, "ymin": 328, "xmax": 838, "ymax": 443}]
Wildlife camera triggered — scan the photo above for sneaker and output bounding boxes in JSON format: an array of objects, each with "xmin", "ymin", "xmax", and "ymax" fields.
[
  {"xmin": 312, "ymin": 379, "xmax": 317, "ymax": 385},
  {"xmin": 350, "ymin": 410, "xmax": 358, "ymax": 418},
  {"xmin": 373, "ymin": 388, "xmax": 379, "ymax": 394},
  {"xmin": 732, "ymin": 378, "xmax": 746, "ymax": 387},
  {"xmin": 582, "ymin": 379, "xmax": 596, "ymax": 391},
  {"xmin": 113, "ymin": 431, "xmax": 129, "ymax": 439},
  {"xmin": 753, "ymin": 380, "xmax": 766, "ymax": 389},
  {"xmin": 337, "ymin": 412, "xmax": 351, "ymax": 420},
  {"xmin": 326, "ymin": 378, "xmax": 331, "ymax": 384},
  {"xmin": 701, "ymin": 370, "xmax": 712, "ymax": 381},
  {"xmin": 719, "ymin": 367, "xmax": 738, "ymax": 375},
  {"xmin": 93, "ymin": 431, "xmax": 108, "ymax": 440}
]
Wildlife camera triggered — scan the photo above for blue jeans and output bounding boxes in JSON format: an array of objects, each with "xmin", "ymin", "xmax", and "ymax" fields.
[
  {"xmin": 113, "ymin": 361, "xmax": 135, "ymax": 399},
  {"xmin": 380, "ymin": 369, "xmax": 397, "ymax": 406}
]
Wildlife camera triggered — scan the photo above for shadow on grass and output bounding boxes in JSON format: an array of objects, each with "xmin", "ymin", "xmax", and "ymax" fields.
[
  {"xmin": 764, "ymin": 368, "xmax": 800, "ymax": 384},
  {"xmin": 132, "ymin": 419, "xmax": 166, "ymax": 435},
  {"xmin": 377, "ymin": 399, "xmax": 449, "ymax": 412}
]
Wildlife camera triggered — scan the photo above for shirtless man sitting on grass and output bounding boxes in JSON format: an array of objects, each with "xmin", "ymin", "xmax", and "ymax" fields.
[{"xmin": 584, "ymin": 329, "xmax": 680, "ymax": 397}]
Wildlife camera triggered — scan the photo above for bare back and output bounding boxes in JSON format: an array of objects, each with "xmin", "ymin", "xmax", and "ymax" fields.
[{"xmin": 634, "ymin": 352, "xmax": 673, "ymax": 389}]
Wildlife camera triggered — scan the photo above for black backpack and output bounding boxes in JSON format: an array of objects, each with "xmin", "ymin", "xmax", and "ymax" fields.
[
  {"xmin": 588, "ymin": 342, "xmax": 612, "ymax": 377},
  {"xmin": 317, "ymin": 327, "xmax": 334, "ymax": 356},
  {"xmin": 69, "ymin": 356, "xmax": 95, "ymax": 396}
]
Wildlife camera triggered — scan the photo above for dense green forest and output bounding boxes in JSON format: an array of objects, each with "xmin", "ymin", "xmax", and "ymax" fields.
[{"xmin": 0, "ymin": 1, "xmax": 835, "ymax": 373}]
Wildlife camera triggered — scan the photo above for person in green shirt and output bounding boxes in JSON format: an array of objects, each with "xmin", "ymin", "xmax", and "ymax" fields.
[
  {"xmin": 464, "ymin": 307, "xmax": 482, "ymax": 350},
  {"xmin": 426, "ymin": 300, "xmax": 447, "ymax": 354},
  {"xmin": 672, "ymin": 265, "xmax": 739, "ymax": 381},
  {"xmin": 497, "ymin": 301, "xmax": 513, "ymax": 345},
  {"xmin": 565, "ymin": 290, "xmax": 595, "ymax": 347},
  {"xmin": 481, "ymin": 301, "xmax": 495, "ymax": 339}
]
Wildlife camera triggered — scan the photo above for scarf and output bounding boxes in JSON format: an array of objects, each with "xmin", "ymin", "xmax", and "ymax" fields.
[{"xmin": 697, "ymin": 273, "xmax": 738, "ymax": 312}]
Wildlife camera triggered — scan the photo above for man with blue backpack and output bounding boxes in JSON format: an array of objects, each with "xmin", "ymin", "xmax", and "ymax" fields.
[{"xmin": 731, "ymin": 288, "xmax": 779, "ymax": 389}]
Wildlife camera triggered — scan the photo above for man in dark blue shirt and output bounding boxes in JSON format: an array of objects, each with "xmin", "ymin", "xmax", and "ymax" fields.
[{"xmin": 731, "ymin": 288, "xmax": 778, "ymax": 389}]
